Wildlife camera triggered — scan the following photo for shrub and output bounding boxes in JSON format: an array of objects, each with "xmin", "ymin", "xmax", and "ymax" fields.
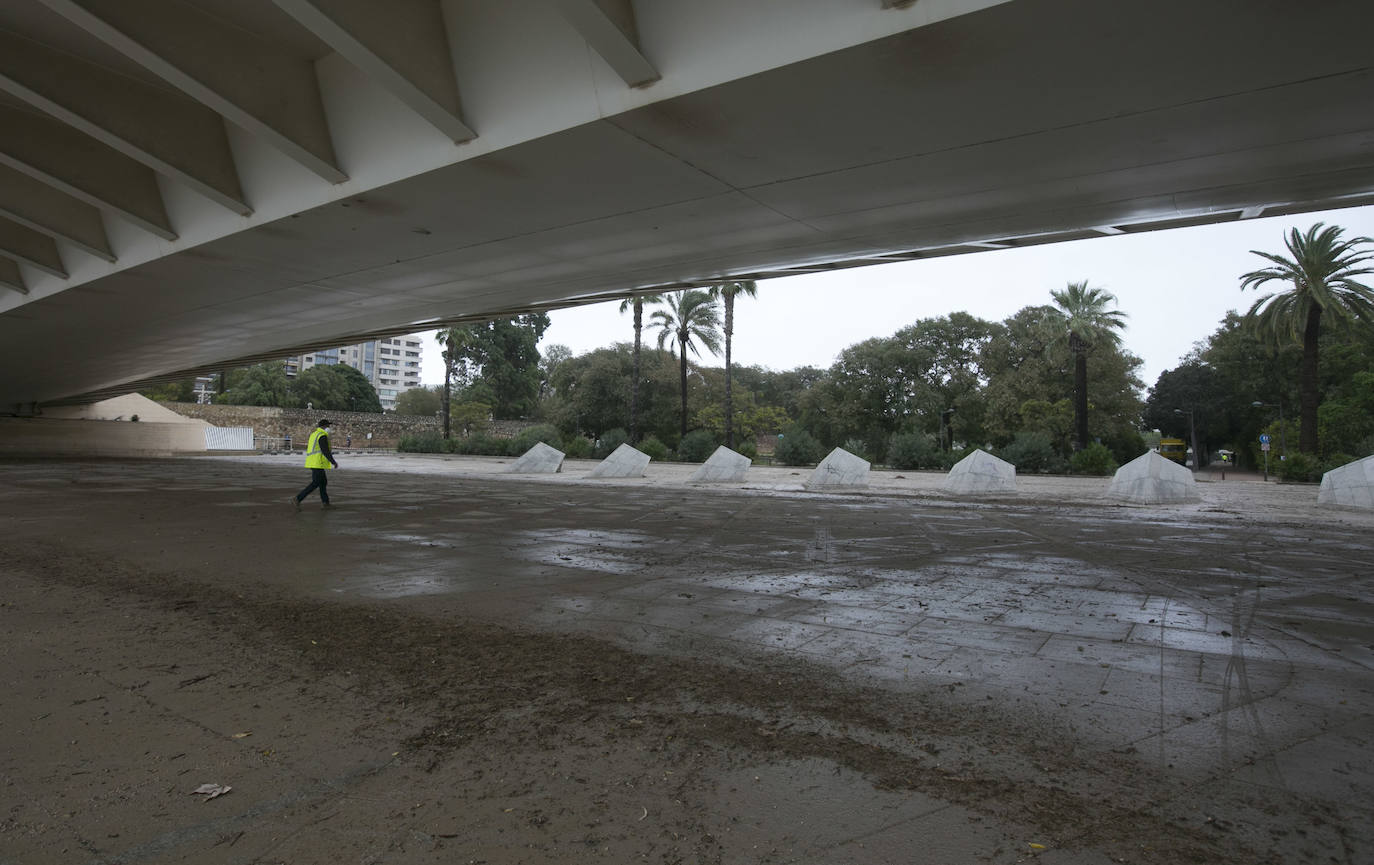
[
  {"xmin": 507, "ymin": 423, "xmax": 563, "ymax": 456},
  {"xmin": 840, "ymin": 438, "xmax": 871, "ymax": 462},
  {"xmin": 1276, "ymin": 451, "xmax": 1322, "ymax": 483},
  {"xmin": 397, "ymin": 432, "xmax": 446, "ymax": 453},
  {"xmin": 938, "ymin": 446, "xmax": 976, "ymax": 471},
  {"xmin": 563, "ymin": 436, "xmax": 592, "ymax": 458},
  {"xmin": 594, "ymin": 428, "xmax": 628, "ymax": 459},
  {"xmin": 1103, "ymin": 429, "xmax": 1146, "ymax": 466},
  {"xmin": 774, "ymin": 426, "xmax": 824, "ymax": 466},
  {"xmin": 1070, "ymin": 442, "xmax": 1118, "ymax": 476},
  {"xmin": 639, "ymin": 435, "xmax": 672, "ymax": 461},
  {"xmin": 452, "ymin": 433, "xmax": 507, "ymax": 456},
  {"xmin": 998, "ymin": 432, "xmax": 1058, "ymax": 473},
  {"xmin": 677, "ymin": 429, "xmax": 718, "ymax": 463},
  {"xmin": 1322, "ymin": 453, "xmax": 1357, "ymax": 473},
  {"xmin": 1356, "ymin": 434, "xmax": 1374, "ymax": 459},
  {"xmin": 887, "ymin": 432, "xmax": 939, "ymax": 470},
  {"xmin": 735, "ymin": 440, "xmax": 758, "ymax": 460}
]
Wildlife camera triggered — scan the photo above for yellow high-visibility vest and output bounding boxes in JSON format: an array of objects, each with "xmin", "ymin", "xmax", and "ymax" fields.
[{"xmin": 304, "ymin": 428, "xmax": 332, "ymax": 469}]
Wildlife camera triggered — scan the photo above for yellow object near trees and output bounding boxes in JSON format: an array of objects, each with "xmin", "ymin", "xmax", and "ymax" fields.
[{"xmin": 1158, "ymin": 438, "xmax": 1187, "ymax": 464}]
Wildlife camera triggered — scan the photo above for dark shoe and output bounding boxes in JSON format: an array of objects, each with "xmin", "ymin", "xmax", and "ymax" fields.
[
  {"xmin": 322, "ymin": 502, "xmax": 332, "ymax": 508},
  {"xmin": 291, "ymin": 496, "xmax": 300, "ymax": 510}
]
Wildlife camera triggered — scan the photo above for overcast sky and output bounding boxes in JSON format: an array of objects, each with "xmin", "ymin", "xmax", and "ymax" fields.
[{"xmin": 420, "ymin": 203, "xmax": 1374, "ymax": 392}]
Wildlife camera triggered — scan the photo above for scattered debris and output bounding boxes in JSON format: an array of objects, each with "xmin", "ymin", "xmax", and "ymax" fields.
[{"xmin": 190, "ymin": 783, "xmax": 232, "ymax": 800}]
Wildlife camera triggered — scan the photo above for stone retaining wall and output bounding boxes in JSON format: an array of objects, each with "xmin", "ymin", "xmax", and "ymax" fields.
[{"xmin": 157, "ymin": 403, "xmax": 535, "ymax": 449}]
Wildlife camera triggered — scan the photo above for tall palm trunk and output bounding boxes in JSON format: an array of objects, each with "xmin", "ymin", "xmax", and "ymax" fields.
[
  {"xmin": 1300, "ymin": 305, "xmax": 1321, "ymax": 453},
  {"xmin": 630, "ymin": 298, "xmax": 643, "ymax": 442},
  {"xmin": 441, "ymin": 361, "xmax": 452, "ymax": 439},
  {"xmin": 723, "ymin": 293, "xmax": 735, "ymax": 448},
  {"xmin": 678, "ymin": 334, "xmax": 689, "ymax": 437},
  {"xmin": 1070, "ymin": 331, "xmax": 1087, "ymax": 451},
  {"xmin": 441, "ymin": 333, "xmax": 455, "ymax": 439}
]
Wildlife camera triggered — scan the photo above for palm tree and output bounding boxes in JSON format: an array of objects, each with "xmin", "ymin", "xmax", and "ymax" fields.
[
  {"xmin": 649, "ymin": 289, "xmax": 722, "ymax": 437},
  {"xmin": 1050, "ymin": 280, "xmax": 1127, "ymax": 451},
  {"xmin": 707, "ymin": 280, "xmax": 758, "ymax": 449},
  {"xmin": 1240, "ymin": 223, "xmax": 1374, "ymax": 454},
  {"xmin": 618, "ymin": 292, "xmax": 662, "ymax": 442}
]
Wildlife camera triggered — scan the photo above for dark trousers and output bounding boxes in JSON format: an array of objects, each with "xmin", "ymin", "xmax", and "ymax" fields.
[{"xmin": 296, "ymin": 468, "xmax": 330, "ymax": 504}]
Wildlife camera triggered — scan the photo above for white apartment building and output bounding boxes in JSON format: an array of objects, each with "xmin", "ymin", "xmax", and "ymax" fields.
[{"xmin": 286, "ymin": 333, "xmax": 424, "ymax": 411}]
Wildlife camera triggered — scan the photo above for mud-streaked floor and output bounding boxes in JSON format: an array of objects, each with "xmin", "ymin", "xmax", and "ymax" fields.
[{"xmin": 1, "ymin": 455, "xmax": 1370, "ymax": 864}]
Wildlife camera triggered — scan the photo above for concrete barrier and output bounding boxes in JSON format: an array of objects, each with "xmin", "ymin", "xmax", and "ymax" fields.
[{"xmin": 0, "ymin": 417, "xmax": 208, "ymax": 457}]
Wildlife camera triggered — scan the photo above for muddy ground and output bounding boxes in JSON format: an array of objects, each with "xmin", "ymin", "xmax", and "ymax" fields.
[{"xmin": 1, "ymin": 456, "xmax": 1371, "ymax": 864}]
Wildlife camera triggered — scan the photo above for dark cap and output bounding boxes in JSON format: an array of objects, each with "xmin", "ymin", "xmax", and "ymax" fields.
[{"xmin": 318, "ymin": 419, "xmax": 331, "ymax": 427}]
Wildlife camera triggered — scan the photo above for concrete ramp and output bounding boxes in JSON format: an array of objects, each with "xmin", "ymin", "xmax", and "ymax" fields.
[
  {"xmin": 690, "ymin": 446, "xmax": 751, "ymax": 483},
  {"xmin": 806, "ymin": 448, "xmax": 869, "ymax": 490},
  {"xmin": 1106, "ymin": 452, "xmax": 1200, "ymax": 504},
  {"xmin": 587, "ymin": 443, "xmax": 651, "ymax": 479},
  {"xmin": 943, "ymin": 449, "xmax": 1017, "ymax": 494},
  {"xmin": 1318, "ymin": 455, "xmax": 1374, "ymax": 509},
  {"xmin": 507, "ymin": 442, "xmax": 565, "ymax": 474}
]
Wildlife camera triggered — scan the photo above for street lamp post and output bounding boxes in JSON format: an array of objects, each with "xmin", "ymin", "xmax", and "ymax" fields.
[{"xmin": 1173, "ymin": 408, "xmax": 1198, "ymax": 471}]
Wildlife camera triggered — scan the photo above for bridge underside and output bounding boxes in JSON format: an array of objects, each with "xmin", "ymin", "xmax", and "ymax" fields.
[{"xmin": 2, "ymin": 0, "xmax": 1373, "ymax": 406}]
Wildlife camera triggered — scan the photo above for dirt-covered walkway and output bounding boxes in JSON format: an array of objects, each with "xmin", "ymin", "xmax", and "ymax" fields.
[{"xmin": 2, "ymin": 456, "xmax": 1370, "ymax": 864}]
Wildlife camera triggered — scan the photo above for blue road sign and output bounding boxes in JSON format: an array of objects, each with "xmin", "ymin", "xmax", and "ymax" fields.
[{"xmin": 1260, "ymin": 433, "xmax": 1271, "ymax": 444}]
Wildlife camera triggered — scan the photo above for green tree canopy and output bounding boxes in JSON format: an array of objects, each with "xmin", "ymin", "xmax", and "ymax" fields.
[
  {"xmin": 451, "ymin": 314, "xmax": 552, "ymax": 419},
  {"xmin": 1145, "ymin": 309, "xmax": 1374, "ymax": 465},
  {"xmin": 981, "ymin": 305, "xmax": 1142, "ymax": 457},
  {"xmin": 292, "ymin": 364, "xmax": 383, "ymax": 413},
  {"xmin": 393, "ymin": 384, "xmax": 443, "ymax": 417},
  {"xmin": 139, "ymin": 378, "xmax": 197, "ymax": 402},
  {"xmin": 1240, "ymin": 222, "xmax": 1374, "ymax": 453},
  {"xmin": 216, "ymin": 362, "xmax": 296, "ymax": 407},
  {"xmin": 545, "ymin": 345, "xmax": 681, "ymax": 443}
]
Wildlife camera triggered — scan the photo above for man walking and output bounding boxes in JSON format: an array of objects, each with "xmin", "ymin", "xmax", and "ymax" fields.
[{"xmin": 293, "ymin": 419, "xmax": 338, "ymax": 508}]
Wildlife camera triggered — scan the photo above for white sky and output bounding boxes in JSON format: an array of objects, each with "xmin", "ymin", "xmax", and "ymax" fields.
[{"xmin": 421, "ymin": 204, "xmax": 1374, "ymax": 392}]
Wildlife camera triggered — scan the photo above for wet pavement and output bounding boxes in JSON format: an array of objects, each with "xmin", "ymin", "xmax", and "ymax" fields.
[{"xmin": 2, "ymin": 453, "xmax": 1372, "ymax": 862}]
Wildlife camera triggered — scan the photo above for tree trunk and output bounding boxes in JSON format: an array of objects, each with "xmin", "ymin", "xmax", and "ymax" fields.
[
  {"xmin": 630, "ymin": 299, "xmax": 642, "ymax": 443},
  {"xmin": 442, "ymin": 370, "xmax": 452, "ymax": 439},
  {"xmin": 442, "ymin": 339, "xmax": 453, "ymax": 439},
  {"xmin": 679, "ymin": 334, "xmax": 689, "ymax": 438},
  {"xmin": 1299, "ymin": 304, "xmax": 1321, "ymax": 454},
  {"xmin": 1071, "ymin": 332, "xmax": 1088, "ymax": 451},
  {"xmin": 724, "ymin": 292, "xmax": 735, "ymax": 449}
]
